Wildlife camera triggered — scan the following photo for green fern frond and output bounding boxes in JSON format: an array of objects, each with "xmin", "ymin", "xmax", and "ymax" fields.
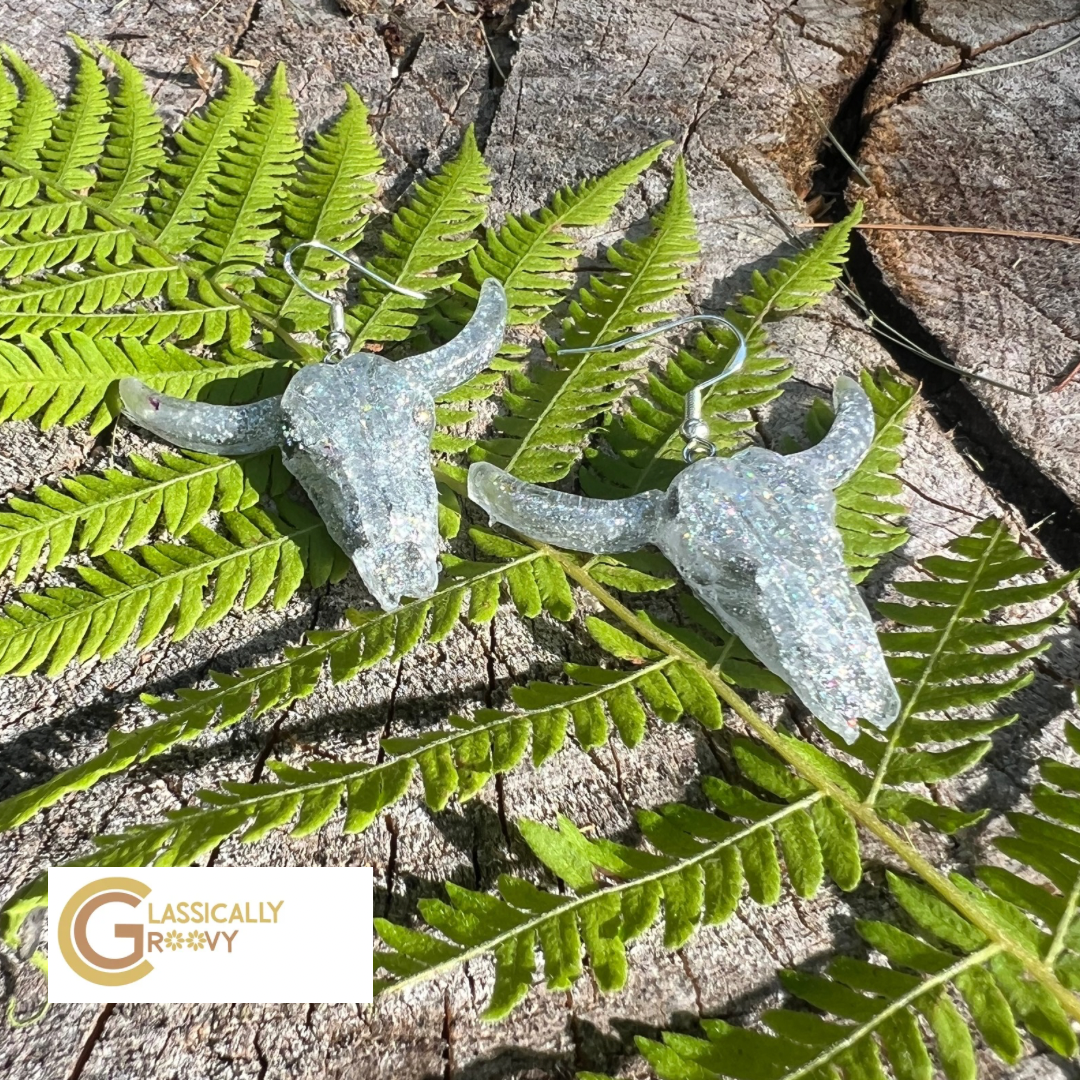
[
  {"xmin": 470, "ymin": 142, "xmax": 668, "ymax": 331},
  {"xmin": 808, "ymin": 368, "xmax": 914, "ymax": 581},
  {"xmin": 372, "ymin": 772, "xmax": 856, "ymax": 1018},
  {"xmin": 0, "ymin": 450, "xmax": 272, "ymax": 583},
  {"xmin": 0, "ymin": 546, "xmax": 740, "ymax": 843},
  {"xmin": 347, "ymin": 125, "xmax": 490, "ymax": 349},
  {"xmin": 259, "ymin": 85, "xmax": 384, "ymax": 331},
  {"xmin": 150, "ymin": 57, "xmax": 256, "ymax": 251},
  {"xmin": 192, "ymin": 62, "xmax": 300, "ymax": 276},
  {"xmin": 95, "ymin": 46, "xmax": 164, "ymax": 214},
  {"xmin": 0, "ymin": 49, "xmax": 59, "ymax": 207},
  {"xmin": 427, "ymin": 144, "xmax": 667, "ymax": 440},
  {"xmin": 638, "ymin": 862, "xmax": 1080, "ymax": 1080},
  {"xmin": 583, "ymin": 207, "xmax": 863, "ymax": 499},
  {"xmin": 617, "ymin": 717, "xmax": 1080, "ymax": 1080},
  {"xmin": 0, "ymin": 648, "xmax": 708, "ymax": 877},
  {"xmin": 985, "ymin": 719, "xmax": 1080, "ymax": 981},
  {"xmin": 0, "ymin": 501, "xmax": 345, "ymax": 677},
  {"xmin": 0, "ymin": 196, "xmax": 98, "ymax": 246},
  {"xmin": 477, "ymin": 157, "xmax": 699, "ymax": 483},
  {"xmin": 38, "ymin": 43, "xmax": 109, "ymax": 192},
  {"xmin": 0, "ymin": 871, "xmax": 47, "ymax": 974},
  {"xmin": 0, "ymin": 65, "xmax": 17, "ymax": 143},
  {"xmin": 0, "ymin": 544, "xmax": 572, "ymax": 831},
  {"xmin": 853, "ymin": 516, "xmax": 1077, "ymax": 811},
  {"xmin": 0, "ymin": 250, "xmax": 182, "ymax": 317},
  {"xmin": 745, "ymin": 202, "xmax": 861, "ymax": 320},
  {"xmin": 0, "ymin": 332, "xmax": 275, "ymax": 433},
  {"xmin": 583, "ymin": 320, "xmax": 784, "ymax": 498},
  {"xmin": 0, "ymin": 295, "xmax": 252, "ymax": 345},
  {"xmin": 0, "ymin": 223, "xmax": 134, "ymax": 277}
]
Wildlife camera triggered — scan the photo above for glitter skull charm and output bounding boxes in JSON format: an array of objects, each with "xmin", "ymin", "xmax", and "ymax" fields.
[
  {"xmin": 119, "ymin": 245, "xmax": 508, "ymax": 611},
  {"xmin": 468, "ymin": 366, "xmax": 900, "ymax": 743}
]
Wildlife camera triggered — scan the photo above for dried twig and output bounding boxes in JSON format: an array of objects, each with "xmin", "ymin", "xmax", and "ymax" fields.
[
  {"xmin": 774, "ymin": 27, "xmax": 871, "ymax": 186},
  {"xmin": 797, "ymin": 222, "xmax": 1080, "ymax": 246},
  {"xmin": 926, "ymin": 30, "xmax": 1080, "ymax": 84}
]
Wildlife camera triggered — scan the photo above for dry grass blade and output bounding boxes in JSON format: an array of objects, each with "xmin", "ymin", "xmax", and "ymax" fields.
[
  {"xmin": 926, "ymin": 30, "xmax": 1080, "ymax": 84},
  {"xmin": 797, "ymin": 221, "xmax": 1080, "ymax": 247}
]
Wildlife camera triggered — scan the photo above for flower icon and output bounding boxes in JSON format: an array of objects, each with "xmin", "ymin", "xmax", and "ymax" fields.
[
  {"xmin": 185, "ymin": 931, "xmax": 205, "ymax": 951},
  {"xmin": 163, "ymin": 931, "xmax": 183, "ymax": 951}
]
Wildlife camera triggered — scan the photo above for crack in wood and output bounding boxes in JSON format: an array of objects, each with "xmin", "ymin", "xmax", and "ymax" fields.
[
  {"xmin": 66, "ymin": 1002, "xmax": 116, "ymax": 1080},
  {"xmin": 801, "ymin": 1, "xmax": 1080, "ymax": 569},
  {"xmin": 375, "ymin": 660, "xmax": 405, "ymax": 766},
  {"xmin": 383, "ymin": 813, "xmax": 400, "ymax": 919},
  {"xmin": 229, "ymin": 0, "xmax": 262, "ymax": 57}
]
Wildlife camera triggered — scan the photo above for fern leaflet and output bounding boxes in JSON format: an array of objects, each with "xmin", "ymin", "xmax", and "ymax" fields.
[
  {"xmin": 854, "ymin": 516, "xmax": 1077, "ymax": 807},
  {"xmin": 812, "ymin": 368, "xmax": 913, "ymax": 580},
  {"xmin": 95, "ymin": 46, "xmax": 164, "ymax": 214},
  {"xmin": 347, "ymin": 125, "xmax": 490, "ymax": 348},
  {"xmin": 0, "ymin": 501, "xmax": 345, "ymax": 677},
  {"xmin": 0, "ymin": 541, "xmax": 572, "ymax": 830},
  {"xmin": 638, "ymin": 859, "xmax": 1080, "ymax": 1080},
  {"xmin": 584, "ymin": 208, "xmax": 862, "ymax": 499},
  {"xmin": 471, "ymin": 142, "xmax": 667, "ymax": 331},
  {"xmin": 373, "ymin": 777, "xmax": 858, "ymax": 1018},
  {"xmin": 477, "ymin": 157, "xmax": 699, "ymax": 483},
  {"xmin": 261, "ymin": 85, "xmax": 384, "ymax": 331},
  {"xmin": 428, "ymin": 143, "xmax": 667, "ymax": 440},
  {"xmin": 37, "ymin": 43, "xmax": 109, "ymax": 192},
  {"xmin": 0, "ymin": 48, "xmax": 58, "ymax": 208},
  {"xmin": 0, "ymin": 332, "xmax": 277, "ymax": 433},
  {"xmin": 0, "ymin": 449, "xmax": 274, "ymax": 582},
  {"xmin": 150, "ymin": 57, "xmax": 256, "ymax": 251},
  {"xmin": 192, "ymin": 63, "xmax": 300, "ymax": 277}
]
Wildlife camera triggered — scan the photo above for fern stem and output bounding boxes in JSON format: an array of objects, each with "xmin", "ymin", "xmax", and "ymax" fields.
[
  {"xmin": 1047, "ymin": 874, "xmax": 1080, "ymax": 965},
  {"xmin": 381, "ymin": 791, "xmax": 823, "ymax": 999},
  {"xmin": 779, "ymin": 943, "xmax": 1001, "ymax": 1080},
  {"xmin": 0, "ymin": 150, "xmax": 314, "ymax": 360},
  {"xmin": 865, "ymin": 520, "xmax": 1008, "ymax": 805},
  {"xmin": 532, "ymin": 540, "xmax": 1080, "ymax": 1025}
]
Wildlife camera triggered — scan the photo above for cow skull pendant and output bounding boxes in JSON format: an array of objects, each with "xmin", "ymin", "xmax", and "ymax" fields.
[
  {"xmin": 119, "ymin": 244, "xmax": 508, "ymax": 611},
  {"xmin": 468, "ymin": 350, "xmax": 900, "ymax": 743}
]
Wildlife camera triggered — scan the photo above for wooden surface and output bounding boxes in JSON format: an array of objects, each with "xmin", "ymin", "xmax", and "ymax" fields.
[{"xmin": 1, "ymin": 1, "xmax": 1079, "ymax": 1077}]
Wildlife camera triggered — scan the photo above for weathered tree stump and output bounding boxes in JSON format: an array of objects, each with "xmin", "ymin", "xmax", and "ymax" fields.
[{"xmin": 1, "ymin": 2, "xmax": 1078, "ymax": 1077}]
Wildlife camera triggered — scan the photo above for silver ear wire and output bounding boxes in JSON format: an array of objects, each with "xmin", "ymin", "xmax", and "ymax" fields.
[
  {"xmin": 282, "ymin": 240, "xmax": 429, "ymax": 361},
  {"xmin": 556, "ymin": 314, "xmax": 748, "ymax": 462}
]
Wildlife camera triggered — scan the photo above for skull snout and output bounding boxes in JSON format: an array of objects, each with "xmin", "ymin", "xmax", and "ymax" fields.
[
  {"xmin": 279, "ymin": 354, "xmax": 445, "ymax": 611},
  {"xmin": 757, "ymin": 561, "xmax": 900, "ymax": 742},
  {"xmin": 351, "ymin": 534, "xmax": 440, "ymax": 612}
]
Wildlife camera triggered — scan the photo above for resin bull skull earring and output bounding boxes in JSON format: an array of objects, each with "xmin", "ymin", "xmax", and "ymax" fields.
[
  {"xmin": 468, "ymin": 315, "xmax": 900, "ymax": 743},
  {"xmin": 120, "ymin": 240, "xmax": 508, "ymax": 611}
]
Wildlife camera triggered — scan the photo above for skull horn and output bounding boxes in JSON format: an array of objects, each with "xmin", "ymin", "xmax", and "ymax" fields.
[
  {"xmin": 118, "ymin": 378, "xmax": 284, "ymax": 455},
  {"xmin": 400, "ymin": 278, "xmax": 508, "ymax": 396},
  {"xmin": 791, "ymin": 375, "xmax": 875, "ymax": 490},
  {"xmin": 468, "ymin": 461, "xmax": 665, "ymax": 553}
]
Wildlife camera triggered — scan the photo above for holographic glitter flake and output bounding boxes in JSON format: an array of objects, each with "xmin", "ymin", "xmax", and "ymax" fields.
[
  {"xmin": 468, "ymin": 375, "xmax": 899, "ymax": 742},
  {"xmin": 121, "ymin": 278, "xmax": 508, "ymax": 611}
]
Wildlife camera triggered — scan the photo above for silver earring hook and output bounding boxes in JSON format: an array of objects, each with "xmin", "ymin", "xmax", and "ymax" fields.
[
  {"xmin": 283, "ymin": 240, "xmax": 429, "ymax": 362},
  {"xmin": 556, "ymin": 314, "xmax": 748, "ymax": 463}
]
